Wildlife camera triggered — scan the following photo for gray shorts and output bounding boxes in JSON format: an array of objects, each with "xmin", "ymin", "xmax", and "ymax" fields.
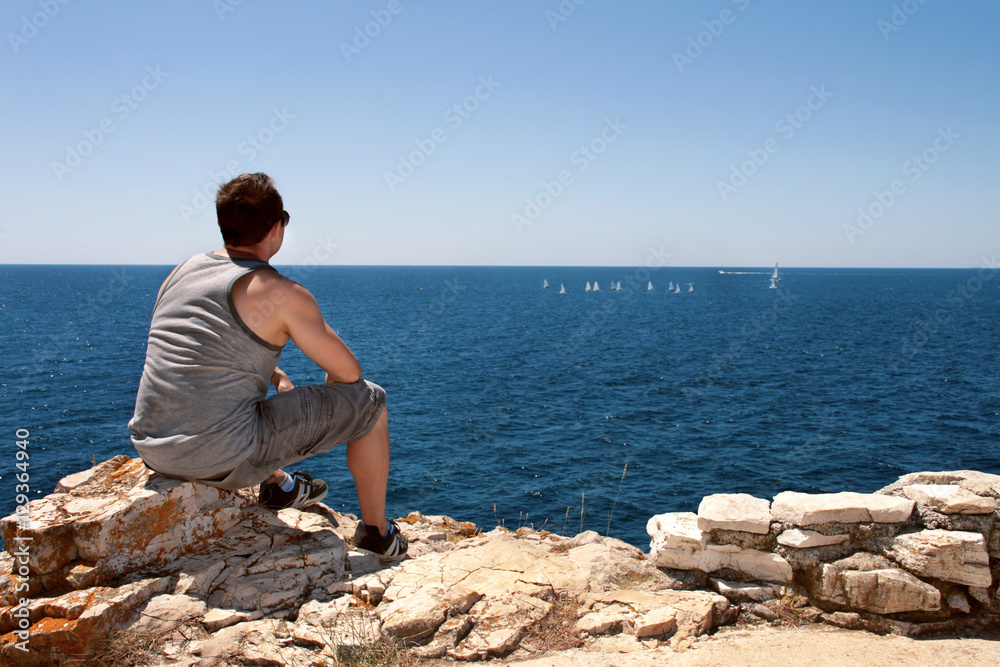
[{"xmin": 204, "ymin": 379, "xmax": 386, "ymax": 490}]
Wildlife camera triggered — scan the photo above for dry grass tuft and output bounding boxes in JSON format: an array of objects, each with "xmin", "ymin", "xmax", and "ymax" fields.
[
  {"xmin": 315, "ymin": 607, "xmax": 416, "ymax": 667},
  {"xmin": 520, "ymin": 595, "xmax": 583, "ymax": 653},
  {"xmin": 90, "ymin": 629, "xmax": 166, "ymax": 667}
]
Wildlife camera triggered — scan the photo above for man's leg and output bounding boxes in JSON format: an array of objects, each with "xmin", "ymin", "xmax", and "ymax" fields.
[
  {"xmin": 347, "ymin": 408, "xmax": 390, "ymax": 534},
  {"xmin": 262, "ymin": 470, "xmax": 287, "ymax": 485}
]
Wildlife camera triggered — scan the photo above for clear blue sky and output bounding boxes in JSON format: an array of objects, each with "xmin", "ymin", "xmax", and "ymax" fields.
[{"xmin": 2, "ymin": 0, "xmax": 997, "ymax": 267}]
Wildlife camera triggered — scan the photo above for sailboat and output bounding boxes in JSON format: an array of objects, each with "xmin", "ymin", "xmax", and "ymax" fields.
[
  {"xmin": 668, "ymin": 281, "xmax": 674, "ymax": 291},
  {"xmin": 543, "ymin": 279, "xmax": 549, "ymax": 289},
  {"xmin": 585, "ymin": 282, "xmax": 592, "ymax": 292},
  {"xmin": 593, "ymin": 281, "xmax": 600, "ymax": 292},
  {"xmin": 687, "ymin": 282, "xmax": 694, "ymax": 292},
  {"xmin": 647, "ymin": 281, "xmax": 653, "ymax": 291},
  {"xmin": 674, "ymin": 283, "xmax": 681, "ymax": 294},
  {"xmin": 612, "ymin": 281, "xmax": 622, "ymax": 292},
  {"xmin": 559, "ymin": 283, "xmax": 566, "ymax": 294},
  {"xmin": 769, "ymin": 263, "xmax": 781, "ymax": 289}
]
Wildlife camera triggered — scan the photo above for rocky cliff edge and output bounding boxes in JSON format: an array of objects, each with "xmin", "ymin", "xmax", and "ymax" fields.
[{"xmin": 1, "ymin": 456, "xmax": 998, "ymax": 665}]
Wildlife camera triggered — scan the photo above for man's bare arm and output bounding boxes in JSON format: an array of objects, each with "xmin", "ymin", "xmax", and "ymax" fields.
[{"xmin": 279, "ymin": 282, "xmax": 362, "ymax": 384}]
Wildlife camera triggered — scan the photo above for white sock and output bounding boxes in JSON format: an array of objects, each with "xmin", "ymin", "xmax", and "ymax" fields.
[{"xmin": 277, "ymin": 471, "xmax": 295, "ymax": 492}]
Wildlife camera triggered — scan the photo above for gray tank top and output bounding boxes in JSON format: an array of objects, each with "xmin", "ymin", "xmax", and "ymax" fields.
[{"xmin": 128, "ymin": 252, "xmax": 282, "ymax": 480}]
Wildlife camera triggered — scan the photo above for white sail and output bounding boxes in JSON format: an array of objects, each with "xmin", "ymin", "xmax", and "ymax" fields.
[
  {"xmin": 617, "ymin": 281, "xmax": 623, "ymax": 291},
  {"xmin": 559, "ymin": 283, "xmax": 566, "ymax": 294},
  {"xmin": 647, "ymin": 281, "xmax": 653, "ymax": 291},
  {"xmin": 687, "ymin": 282, "xmax": 694, "ymax": 292},
  {"xmin": 585, "ymin": 282, "xmax": 591, "ymax": 292},
  {"xmin": 771, "ymin": 264, "xmax": 779, "ymax": 280},
  {"xmin": 593, "ymin": 281, "xmax": 600, "ymax": 292},
  {"xmin": 770, "ymin": 278, "xmax": 778, "ymax": 289},
  {"xmin": 543, "ymin": 279, "xmax": 549, "ymax": 289},
  {"xmin": 674, "ymin": 284, "xmax": 681, "ymax": 293},
  {"xmin": 668, "ymin": 281, "xmax": 674, "ymax": 291}
]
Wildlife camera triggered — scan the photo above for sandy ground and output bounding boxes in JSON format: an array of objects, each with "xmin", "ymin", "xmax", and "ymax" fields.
[{"xmin": 503, "ymin": 625, "xmax": 1000, "ymax": 667}]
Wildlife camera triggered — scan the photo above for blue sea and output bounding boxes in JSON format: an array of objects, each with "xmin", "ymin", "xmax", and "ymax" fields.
[{"xmin": 2, "ymin": 264, "xmax": 999, "ymax": 549}]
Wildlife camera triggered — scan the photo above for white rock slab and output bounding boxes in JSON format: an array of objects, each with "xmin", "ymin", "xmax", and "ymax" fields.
[
  {"xmin": 710, "ymin": 578, "xmax": 781, "ymax": 602},
  {"xmin": 777, "ymin": 528, "xmax": 849, "ymax": 549},
  {"xmin": 902, "ymin": 484, "xmax": 999, "ymax": 515},
  {"xmin": 652, "ymin": 542, "xmax": 793, "ymax": 584},
  {"xmin": 647, "ymin": 512, "xmax": 709, "ymax": 551},
  {"xmin": 821, "ymin": 566, "xmax": 941, "ymax": 614},
  {"xmin": 697, "ymin": 494, "xmax": 772, "ymax": 534},
  {"xmin": 892, "ymin": 529, "xmax": 992, "ymax": 588},
  {"xmin": 771, "ymin": 491, "xmax": 914, "ymax": 526}
]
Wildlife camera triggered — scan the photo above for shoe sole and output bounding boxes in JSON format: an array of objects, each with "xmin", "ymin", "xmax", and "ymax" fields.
[{"xmin": 293, "ymin": 487, "xmax": 328, "ymax": 510}]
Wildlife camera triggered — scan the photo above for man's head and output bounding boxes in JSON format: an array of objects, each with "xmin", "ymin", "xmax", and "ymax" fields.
[{"xmin": 216, "ymin": 173, "xmax": 288, "ymax": 247}]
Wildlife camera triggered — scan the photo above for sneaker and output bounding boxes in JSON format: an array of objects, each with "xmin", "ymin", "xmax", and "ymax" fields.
[
  {"xmin": 258, "ymin": 470, "xmax": 328, "ymax": 510},
  {"xmin": 351, "ymin": 518, "xmax": 409, "ymax": 560}
]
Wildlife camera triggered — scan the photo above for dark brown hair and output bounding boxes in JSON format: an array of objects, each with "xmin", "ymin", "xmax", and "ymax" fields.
[{"xmin": 215, "ymin": 173, "xmax": 285, "ymax": 246}]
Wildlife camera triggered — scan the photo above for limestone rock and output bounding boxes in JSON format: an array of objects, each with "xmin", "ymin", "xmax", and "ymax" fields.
[
  {"xmin": 450, "ymin": 593, "xmax": 552, "ymax": 660},
  {"xmin": 584, "ymin": 589, "xmax": 728, "ymax": 645},
  {"xmin": 127, "ymin": 593, "xmax": 206, "ymax": 636},
  {"xmin": 201, "ymin": 607, "xmax": 261, "ymax": 632},
  {"xmin": 839, "ymin": 570, "xmax": 940, "ymax": 614},
  {"xmin": 903, "ymin": 484, "xmax": 999, "ymax": 515},
  {"xmin": 633, "ymin": 606, "xmax": 678, "ymax": 638},
  {"xmin": 651, "ymin": 542, "xmax": 793, "ymax": 584},
  {"xmin": 697, "ymin": 493, "xmax": 772, "ymax": 534},
  {"xmin": 777, "ymin": 528, "xmax": 849, "ymax": 548},
  {"xmin": 892, "ymin": 529, "xmax": 992, "ymax": 588},
  {"xmin": 771, "ymin": 491, "xmax": 914, "ymax": 526},
  {"xmin": 576, "ymin": 608, "xmax": 623, "ymax": 635},
  {"xmin": 879, "ymin": 470, "xmax": 1000, "ymax": 500},
  {"xmin": 647, "ymin": 512, "xmax": 709, "ymax": 551},
  {"xmin": 818, "ymin": 554, "xmax": 940, "ymax": 614},
  {"xmin": 0, "ymin": 457, "xmax": 250, "ymax": 578},
  {"xmin": 0, "ymin": 577, "xmax": 170, "ymax": 666},
  {"xmin": 946, "ymin": 591, "xmax": 971, "ymax": 613},
  {"xmin": 377, "ymin": 584, "xmax": 450, "ymax": 644},
  {"xmin": 199, "ymin": 619, "xmax": 324, "ymax": 665},
  {"xmin": 710, "ymin": 578, "xmax": 781, "ymax": 603}
]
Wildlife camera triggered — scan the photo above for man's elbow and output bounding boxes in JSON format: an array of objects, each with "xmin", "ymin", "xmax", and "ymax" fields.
[{"xmin": 327, "ymin": 363, "xmax": 362, "ymax": 384}]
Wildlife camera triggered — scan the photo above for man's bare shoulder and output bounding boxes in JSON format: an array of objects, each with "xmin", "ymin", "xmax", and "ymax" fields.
[{"xmin": 244, "ymin": 269, "xmax": 317, "ymax": 310}]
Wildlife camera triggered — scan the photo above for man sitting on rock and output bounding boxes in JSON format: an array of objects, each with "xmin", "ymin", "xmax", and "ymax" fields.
[{"xmin": 128, "ymin": 172, "xmax": 407, "ymax": 559}]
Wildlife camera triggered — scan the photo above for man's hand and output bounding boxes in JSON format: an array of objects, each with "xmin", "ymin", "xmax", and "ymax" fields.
[{"xmin": 271, "ymin": 368, "xmax": 295, "ymax": 393}]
